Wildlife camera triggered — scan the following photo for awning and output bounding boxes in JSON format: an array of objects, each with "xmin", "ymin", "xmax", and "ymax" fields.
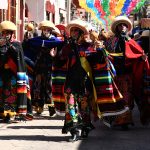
[
  {"xmin": 46, "ymin": 0, "xmax": 55, "ymax": 13},
  {"xmin": 141, "ymin": 18, "xmax": 150, "ymax": 29}
]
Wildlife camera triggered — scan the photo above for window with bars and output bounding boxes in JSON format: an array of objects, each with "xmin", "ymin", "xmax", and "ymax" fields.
[
  {"xmin": 0, "ymin": 10, "xmax": 6, "ymax": 22},
  {"xmin": 9, "ymin": 0, "xmax": 16, "ymax": 23},
  {"xmin": 0, "ymin": 0, "xmax": 16, "ymax": 23}
]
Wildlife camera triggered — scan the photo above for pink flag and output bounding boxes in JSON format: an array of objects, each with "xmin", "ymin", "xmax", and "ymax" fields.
[{"xmin": 0, "ymin": 0, "xmax": 8, "ymax": 10}]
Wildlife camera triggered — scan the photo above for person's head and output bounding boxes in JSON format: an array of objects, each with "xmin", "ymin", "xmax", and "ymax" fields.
[
  {"xmin": 89, "ymin": 31, "xmax": 99, "ymax": 42},
  {"xmin": 98, "ymin": 29, "xmax": 109, "ymax": 41},
  {"xmin": 0, "ymin": 20, "xmax": 17, "ymax": 41},
  {"xmin": 66, "ymin": 19, "xmax": 89, "ymax": 43},
  {"xmin": 38, "ymin": 20, "xmax": 55, "ymax": 38},
  {"xmin": 116, "ymin": 23, "xmax": 128, "ymax": 33},
  {"xmin": 70, "ymin": 27, "xmax": 84, "ymax": 41},
  {"xmin": 111, "ymin": 16, "xmax": 132, "ymax": 35},
  {"xmin": 25, "ymin": 23, "xmax": 34, "ymax": 32}
]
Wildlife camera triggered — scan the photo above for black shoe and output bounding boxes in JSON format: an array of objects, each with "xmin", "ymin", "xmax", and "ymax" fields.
[
  {"xmin": 48, "ymin": 106, "xmax": 56, "ymax": 117},
  {"xmin": 89, "ymin": 123, "xmax": 95, "ymax": 130},
  {"xmin": 68, "ymin": 130, "xmax": 79, "ymax": 142},
  {"xmin": 81, "ymin": 128, "xmax": 89, "ymax": 139},
  {"xmin": 62, "ymin": 126, "xmax": 68, "ymax": 134},
  {"xmin": 3, "ymin": 114, "xmax": 11, "ymax": 123}
]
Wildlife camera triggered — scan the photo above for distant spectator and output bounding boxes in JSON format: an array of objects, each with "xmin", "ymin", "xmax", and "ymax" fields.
[{"xmin": 24, "ymin": 23, "xmax": 34, "ymax": 41}]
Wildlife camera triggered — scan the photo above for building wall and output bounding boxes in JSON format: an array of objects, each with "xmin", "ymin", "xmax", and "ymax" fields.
[
  {"xmin": 25, "ymin": 0, "xmax": 67, "ymax": 25},
  {"xmin": 72, "ymin": 8, "xmax": 86, "ymax": 20},
  {"xmin": 0, "ymin": 0, "xmax": 25, "ymax": 41},
  {"xmin": 55, "ymin": 0, "xmax": 66, "ymax": 24},
  {"xmin": 18, "ymin": 0, "xmax": 25, "ymax": 41},
  {"xmin": 26, "ymin": 0, "xmax": 45, "ymax": 24}
]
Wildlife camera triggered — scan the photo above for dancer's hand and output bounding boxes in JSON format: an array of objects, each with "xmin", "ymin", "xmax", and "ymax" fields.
[
  {"xmin": 50, "ymin": 48, "xmax": 57, "ymax": 57},
  {"xmin": 95, "ymin": 40, "xmax": 105, "ymax": 49}
]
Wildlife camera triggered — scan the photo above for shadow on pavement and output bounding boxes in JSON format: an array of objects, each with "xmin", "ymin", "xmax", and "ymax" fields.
[
  {"xmin": 33, "ymin": 115, "xmax": 64, "ymax": 121},
  {"xmin": 77, "ymin": 106, "xmax": 150, "ymax": 150},
  {"xmin": 7, "ymin": 125, "xmax": 63, "ymax": 129},
  {"xmin": 77, "ymin": 126, "xmax": 150, "ymax": 150},
  {"xmin": 0, "ymin": 135, "xmax": 69, "ymax": 142}
]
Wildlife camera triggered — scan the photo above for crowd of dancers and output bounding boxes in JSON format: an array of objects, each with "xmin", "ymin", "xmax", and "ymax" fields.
[{"xmin": 0, "ymin": 16, "xmax": 150, "ymax": 142}]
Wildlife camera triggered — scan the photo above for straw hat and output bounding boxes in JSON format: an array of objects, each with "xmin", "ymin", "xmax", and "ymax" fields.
[
  {"xmin": 0, "ymin": 21, "xmax": 17, "ymax": 32},
  {"xmin": 86, "ymin": 22, "xmax": 97, "ymax": 32},
  {"xmin": 141, "ymin": 30, "xmax": 149, "ymax": 37},
  {"xmin": 38, "ymin": 20, "xmax": 55, "ymax": 30},
  {"xmin": 111, "ymin": 16, "xmax": 132, "ymax": 34},
  {"xmin": 26, "ymin": 23, "xmax": 34, "ymax": 31},
  {"xmin": 52, "ymin": 26, "xmax": 61, "ymax": 36},
  {"xmin": 66, "ymin": 19, "xmax": 89, "ymax": 35}
]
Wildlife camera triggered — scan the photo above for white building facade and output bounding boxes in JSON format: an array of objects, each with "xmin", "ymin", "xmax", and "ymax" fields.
[{"xmin": 25, "ymin": 0, "xmax": 67, "ymax": 25}]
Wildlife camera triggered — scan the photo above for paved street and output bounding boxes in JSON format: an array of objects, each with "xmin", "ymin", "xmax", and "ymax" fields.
[{"xmin": 0, "ymin": 106, "xmax": 150, "ymax": 150}]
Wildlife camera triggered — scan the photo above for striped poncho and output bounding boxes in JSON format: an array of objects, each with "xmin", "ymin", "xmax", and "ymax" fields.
[{"xmin": 0, "ymin": 41, "xmax": 30, "ymax": 115}]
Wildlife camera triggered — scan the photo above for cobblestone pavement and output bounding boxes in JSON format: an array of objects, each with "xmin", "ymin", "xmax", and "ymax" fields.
[{"xmin": 0, "ymin": 107, "xmax": 150, "ymax": 150}]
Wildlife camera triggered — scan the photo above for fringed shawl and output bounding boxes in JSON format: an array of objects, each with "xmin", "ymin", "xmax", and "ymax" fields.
[{"xmin": 6, "ymin": 42, "xmax": 31, "ymax": 114}]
